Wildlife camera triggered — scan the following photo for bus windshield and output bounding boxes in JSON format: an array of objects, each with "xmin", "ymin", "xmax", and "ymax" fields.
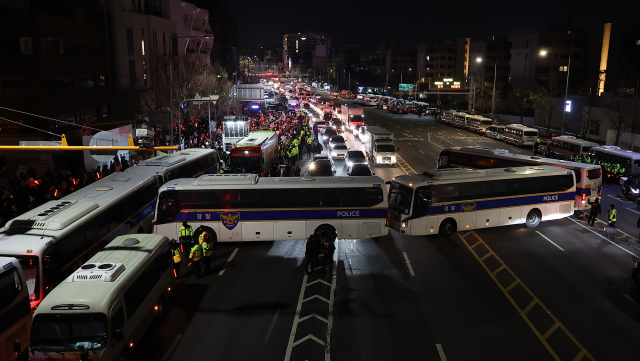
[
  {"xmin": 389, "ymin": 183, "xmax": 413, "ymax": 215},
  {"xmin": 230, "ymin": 157, "xmax": 262, "ymax": 174},
  {"xmin": 31, "ymin": 313, "xmax": 108, "ymax": 351},
  {"xmin": 4, "ymin": 256, "xmax": 39, "ymax": 302},
  {"xmin": 524, "ymin": 131, "xmax": 537, "ymax": 137}
]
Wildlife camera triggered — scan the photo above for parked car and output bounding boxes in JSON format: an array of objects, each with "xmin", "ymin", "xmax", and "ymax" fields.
[
  {"xmin": 347, "ymin": 163, "xmax": 372, "ymax": 176},
  {"xmin": 307, "ymin": 159, "xmax": 335, "ymax": 177},
  {"xmin": 329, "ymin": 135, "xmax": 346, "ymax": 149},
  {"xmin": 321, "ymin": 128, "xmax": 338, "ymax": 145}
]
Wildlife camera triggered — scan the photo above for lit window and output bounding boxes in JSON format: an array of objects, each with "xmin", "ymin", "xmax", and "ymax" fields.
[
  {"xmin": 637, "ymin": 40, "xmax": 640, "ymax": 46},
  {"xmin": 559, "ymin": 66, "xmax": 568, "ymax": 71},
  {"xmin": 141, "ymin": 29, "xmax": 145, "ymax": 56},
  {"xmin": 426, "ymin": 56, "xmax": 430, "ymax": 61}
]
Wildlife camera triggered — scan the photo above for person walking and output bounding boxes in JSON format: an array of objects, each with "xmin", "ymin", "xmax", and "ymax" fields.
[
  {"xmin": 606, "ymin": 204, "xmax": 617, "ymax": 230},
  {"xmin": 587, "ymin": 197, "xmax": 601, "ymax": 227},
  {"xmin": 305, "ymin": 235, "xmax": 320, "ymax": 275},
  {"xmin": 171, "ymin": 239, "xmax": 182, "ymax": 279},
  {"xmin": 200, "ymin": 232, "xmax": 213, "ymax": 275},
  {"xmin": 321, "ymin": 239, "xmax": 336, "ymax": 272},
  {"xmin": 189, "ymin": 240, "xmax": 202, "ymax": 278}
]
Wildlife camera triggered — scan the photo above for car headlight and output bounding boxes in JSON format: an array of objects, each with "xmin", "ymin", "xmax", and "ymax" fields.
[
  {"xmin": 633, "ymin": 188, "xmax": 639, "ymax": 194},
  {"xmin": 309, "ymin": 163, "xmax": 315, "ymax": 170},
  {"xmin": 377, "ymin": 156, "xmax": 383, "ymax": 161},
  {"xmin": 347, "ymin": 161, "xmax": 353, "ymax": 167}
]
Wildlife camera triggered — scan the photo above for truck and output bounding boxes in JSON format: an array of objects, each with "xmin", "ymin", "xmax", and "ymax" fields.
[
  {"xmin": 341, "ymin": 105, "xmax": 364, "ymax": 133},
  {"xmin": 361, "ymin": 126, "xmax": 396, "ymax": 166}
]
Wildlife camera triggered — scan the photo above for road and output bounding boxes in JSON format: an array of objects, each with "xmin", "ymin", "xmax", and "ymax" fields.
[{"xmin": 132, "ymin": 93, "xmax": 640, "ymax": 361}]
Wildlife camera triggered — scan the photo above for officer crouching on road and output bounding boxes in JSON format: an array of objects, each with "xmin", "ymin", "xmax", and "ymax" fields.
[{"xmin": 189, "ymin": 239, "xmax": 203, "ymax": 279}]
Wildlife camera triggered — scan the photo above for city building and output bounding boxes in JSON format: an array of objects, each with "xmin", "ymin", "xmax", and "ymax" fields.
[
  {"xmin": 386, "ymin": 48, "xmax": 417, "ymax": 85},
  {"xmin": 170, "ymin": 0, "xmax": 212, "ymax": 62},
  {"xmin": 468, "ymin": 38, "xmax": 512, "ymax": 85},
  {"xmin": 508, "ymin": 28, "xmax": 589, "ymax": 96},
  {"xmin": 416, "ymin": 40, "xmax": 469, "ymax": 83},
  {"xmin": 283, "ymin": 32, "xmax": 330, "ymax": 74},
  {"xmin": 0, "ymin": 0, "xmax": 111, "ymax": 143},
  {"xmin": 192, "ymin": 0, "xmax": 239, "ymax": 80}
]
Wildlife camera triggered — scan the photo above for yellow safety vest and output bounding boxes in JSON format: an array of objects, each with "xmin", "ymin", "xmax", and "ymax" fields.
[
  {"xmin": 172, "ymin": 249, "xmax": 182, "ymax": 263},
  {"xmin": 190, "ymin": 244, "xmax": 202, "ymax": 261},
  {"xmin": 202, "ymin": 241, "xmax": 212, "ymax": 257},
  {"xmin": 609, "ymin": 209, "xmax": 617, "ymax": 222},
  {"xmin": 179, "ymin": 226, "xmax": 193, "ymax": 238}
]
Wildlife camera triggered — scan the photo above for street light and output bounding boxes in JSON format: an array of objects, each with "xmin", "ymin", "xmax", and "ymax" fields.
[
  {"xmin": 476, "ymin": 57, "xmax": 497, "ymax": 118},
  {"xmin": 540, "ymin": 50, "xmax": 571, "ymax": 135}
]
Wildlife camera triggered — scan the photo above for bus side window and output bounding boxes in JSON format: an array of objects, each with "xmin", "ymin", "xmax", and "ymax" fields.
[
  {"xmin": 412, "ymin": 187, "xmax": 430, "ymax": 218},
  {"xmin": 111, "ymin": 306, "xmax": 125, "ymax": 341}
]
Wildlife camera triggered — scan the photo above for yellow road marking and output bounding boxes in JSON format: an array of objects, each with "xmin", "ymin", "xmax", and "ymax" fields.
[
  {"xmin": 458, "ymin": 231, "xmax": 595, "ymax": 361},
  {"xmin": 396, "ymin": 154, "xmax": 417, "ymax": 175}
]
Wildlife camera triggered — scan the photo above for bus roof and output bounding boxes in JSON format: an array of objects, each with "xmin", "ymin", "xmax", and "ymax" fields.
[
  {"xmin": 552, "ymin": 136, "xmax": 599, "ymax": 147},
  {"xmin": 137, "ymin": 148, "xmax": 214, "ymax": 168},
  {"xmin": 394, "ymin": 166, "xmax": 571, "ymax": 186},
  {"xmin": 35, "ymin": 234, "xmax": 169, "ymax": 316},
  {"xmin": 234, "ymin": 131, "xmax": 277, "ymax": 147},
  {"xmin": 590, "ymin": 146, "xmax": 640, "ymax": 159},
  {"xmin": 505, "ymin": 124, "xmax": 537, "ymax": 131},
  {"xmin": 160, "ymin": 175, "xmax": 386, "ymax": 191},
  {"xmin": 445, "ymin": 146, "xmax": 600, "ymax": 170}
]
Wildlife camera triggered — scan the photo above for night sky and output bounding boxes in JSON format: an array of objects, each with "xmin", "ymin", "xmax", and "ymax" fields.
[{"xmin": 226, "ymin": 0, "xmax": 640, "ymax": 49}]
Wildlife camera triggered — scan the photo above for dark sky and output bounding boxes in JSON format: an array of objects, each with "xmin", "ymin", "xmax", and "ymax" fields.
[{"xmin": 226, "ymin": 0, "xmax": 640, "ymax": 49}]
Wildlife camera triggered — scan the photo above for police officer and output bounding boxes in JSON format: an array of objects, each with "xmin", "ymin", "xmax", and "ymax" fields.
[
  {"xmin": 171, "ymin": 239, "xmax": 182, "ymax": 279},
  {"xmin": 607, "ymin": 204, "xmax": 617, "ymax": 229},
  {"xmin": 321, "ymin": 238, "xmax": 336, "ymax": 272},
  {"xmin": 200, "ymin": 232, "xmax": 213, "ymax": 275},
  {"xmin": 305, "ymin": 235, "xmax": 320, "ymax": 275},
  {"xmin": 587, "ymin": 197, "xmax": 601, "ymax": 227},
  {"xmin": 179, "ymin": 220, "xmax": 194, "ymax": 244},
  {"xmin": 189, "ymin": 240, "xmax": 202, "ymax": 278}
]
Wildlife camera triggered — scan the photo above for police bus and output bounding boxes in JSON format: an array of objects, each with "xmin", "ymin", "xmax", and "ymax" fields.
[
  {"xmin": 466, "ymin": 115, "xmax": 494, "ymax": 134},
  {"xmin": 229, "ymin": 131, "xmax": 278, "ymax": 176},
  {"xmin": 154, "ymin": 174, "xmax": 389, "ymax": 244},
  {"xmin": 29, "ymin": 234, "xmax": 173, "ymax": 361},
  {"xmin": 437, "ymin": 146, "xmax": 602, "ymax": 210},
  {"xmin": 588, "ymin": 146, "xmax": 640, "ymax": 177},
  {"xmin": 0, "ymin": 149, "xmax": 217, "ymax": 309},
  {"xmin": 548, "ymin": 136, "xmax": 599, "ymax": 159},
  {"xmin": 388, "ymin": 166, "xmax": 576, "ymax": 236},
  {"xmin": 0, "ymin": 257, "xmax": 31, "ymax": 360},
  {"xmin": 452, "ymin": 113, "xmax": 469, "ymax": 128},
  {"xmin": 503, "ymin": 124, "xmax": 538, "ymax": 147}
]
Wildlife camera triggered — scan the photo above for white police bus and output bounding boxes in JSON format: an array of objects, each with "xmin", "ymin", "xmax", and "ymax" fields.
[
  {"xmin": 0, "ymin": 257, "xmax": 31, "ymax": 360},
  {"xmin": 29, "ymin": 234, "xmax": 173, "ymax": 361},
  {"xmin": 503, "ymin": 124, "xmax": 538, "ymax": 147},
  {"xmin": 589, "ymin": 146, "xmax": 640, "ymax": 177},
  {"xmin": 547, "ymin": 136, "xmax": 599, "ymax": 159},
  {"xmin": 388, "ymin": 166, "xmax": 576, "ymax": 236},
  {"xmin": 437, "ymin": 146, "xmax": 602, "ymax": 210},
  {"xmin": 0, "ymin": 149, "xmax": 217, "ymax": 309},
  {"xmin": 155, "ymin": 174, "xmax": 389, "ymax": 244}
]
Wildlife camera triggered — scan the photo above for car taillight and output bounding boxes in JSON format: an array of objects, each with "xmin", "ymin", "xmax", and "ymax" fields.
[{"xmin": 582, "ymin": 193, "xmax": 586, "ymax": 203}]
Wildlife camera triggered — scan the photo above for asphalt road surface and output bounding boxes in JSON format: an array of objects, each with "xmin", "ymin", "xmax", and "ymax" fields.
[{"xmin": 131, "ymin": 93, "xmax": 640, "ymax": 361}]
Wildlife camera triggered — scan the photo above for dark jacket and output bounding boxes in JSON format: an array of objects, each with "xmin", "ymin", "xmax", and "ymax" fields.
[{"xmin": 589, "ymin": 200, "xmax": 601, "ymax": 215}]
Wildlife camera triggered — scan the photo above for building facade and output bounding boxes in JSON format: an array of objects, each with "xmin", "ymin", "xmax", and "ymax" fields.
[
  {"xmin": 283, "ymin": 32, "xmax": 330, "ymax": 74},
  {"xmin": 468, "ymin": 38, "xmax": 512, "ymax": 85}
]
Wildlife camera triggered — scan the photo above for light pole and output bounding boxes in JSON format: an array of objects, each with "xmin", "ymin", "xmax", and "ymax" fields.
[
  {"xmin": 476, "ymin": 57, "xmax": 497, "ymax": 117},
  {"xmin": 540, "ymin": 50, "xmax": 571, "ymax": 135}
]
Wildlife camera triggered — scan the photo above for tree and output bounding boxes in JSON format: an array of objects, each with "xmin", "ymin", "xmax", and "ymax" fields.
[
  {"xmin": 531, "ymin": 84, "xmax": 555, "ymax": 135},
  {"xmin": 604, "ymin": 95, "xmax": 632, "ymax": 147}
]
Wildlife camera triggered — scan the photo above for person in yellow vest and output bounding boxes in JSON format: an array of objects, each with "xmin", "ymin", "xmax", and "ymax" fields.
[
  {"xmin": 606, "ymin": 204, "xmax": 617, "ymax": 230},
  {"xmin": 200, "ymin": 232, "xmax": 213, "ymax": 275},
  {"xmin": 179, "ymin": 220, "xmax": 194, "ymax": 244},
  {"xmin": 189, "ymin": 240, "xmax": 202, "ymax": 278},
  {"xmin": 171, "ymin": 239, "xmax": 182, "ymax": 279}
]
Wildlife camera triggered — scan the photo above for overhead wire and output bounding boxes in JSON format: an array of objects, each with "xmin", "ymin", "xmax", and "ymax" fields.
[
  {"xmin": 0, "ymin": 116, "xmax": 62, "ymax": 138},
  {"xmin": 0, "ymin": 106, "xmax": 105, "ymax": 132}
]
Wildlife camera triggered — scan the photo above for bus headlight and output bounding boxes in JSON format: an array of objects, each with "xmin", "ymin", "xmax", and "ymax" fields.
[{"xmin": 401, "ymin": 222, "xmax": 407, "ymax": 228}]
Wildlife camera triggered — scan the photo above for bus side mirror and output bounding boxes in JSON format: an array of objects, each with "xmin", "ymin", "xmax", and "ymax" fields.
[
  {"xmin": 114, "ymin": 329, "xmax": 124, "ymax": 342},
  {"xmin": 13, "ymin": 340, "xmax": 21, "ymax": 354}
]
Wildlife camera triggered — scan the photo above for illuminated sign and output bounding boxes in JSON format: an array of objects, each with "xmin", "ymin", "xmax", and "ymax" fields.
[
  {"xmin": 431, "ymin": 78, "xmax": 464, "ymax": 91},
  {"xmin": 565, "ymin": 100, "xmax": 572, "ymax": 113}
]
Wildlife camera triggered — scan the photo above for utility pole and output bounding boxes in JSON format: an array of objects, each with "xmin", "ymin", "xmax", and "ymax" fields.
[
  {"xmin": 491, "ymin": 62, "xmax": 497, "ymax": 120},
  {"xmin": 561, "ymin": 56, "xmax": 571, "ymax": 136}
]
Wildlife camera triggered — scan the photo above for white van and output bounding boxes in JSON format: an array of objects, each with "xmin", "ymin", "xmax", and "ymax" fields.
[
  {"xmin": 503, "ymin": 124, "xmax": 538, "ymax": 147},
  {"xmin": 29, "ymin": 234, "xmax": 174, "ymax": 361}
]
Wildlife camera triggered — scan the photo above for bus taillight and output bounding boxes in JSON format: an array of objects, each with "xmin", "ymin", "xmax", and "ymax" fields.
[
  {"xmin": 386, "ymin": 214, "xmax": 389, "ymax": 227},
  {"xmin": 582, "ymin": 193, "xmax": 586, "ymax": 203}
]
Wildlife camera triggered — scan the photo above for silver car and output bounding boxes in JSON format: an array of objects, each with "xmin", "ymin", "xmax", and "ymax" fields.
[{"xmin": 330, "ymin": 144, "xmax": 348, "ymax": 159}]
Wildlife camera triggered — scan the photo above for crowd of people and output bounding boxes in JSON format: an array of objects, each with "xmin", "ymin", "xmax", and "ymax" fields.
[{"xmin": 0, "ymin": 154, "xmax": 131, "ymax": 227}]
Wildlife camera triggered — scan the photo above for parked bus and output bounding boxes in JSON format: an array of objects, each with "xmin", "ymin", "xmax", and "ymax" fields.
[
  {"xmin": 466, "ymin": 115, "xmax": 494, "ymax": 134},
  {"xmin": 0, "ymin": 150, "xmax": 217, "ymax": 309},
  {"xmin": 29, "ymin": 234, "xmax": 173, "ymax": 361},
  {"xmin": 229, "ymin": 131, "xmax": 278, "ymax": 176},
  {"xmin": 388, "ymin": 166, "xmax": 576, "ymax": 236},
  {"xmin": 503, "ymin": 124, "xmax": 538, "ymax": 147},
  {"xmin": 155, "ymin": 174, "xmax": 389, "ymax": 244},
  {"xmin": 0, "ymin": 257, "xmax": 30, "ymax": 360},
  {"xmin": 548, "ymin": 136, "xmax": 599, "ymax": 159},
  {"xmin": 589, "ymin": 146, "xmax": 640, "ymax": 177},
  {"xmin": 452, "ymin": 113, "xmax": 469, "ymax": 128},
  {"xmin": 437, "ymin": 146, "xmax": 602, "ymax": 210}
]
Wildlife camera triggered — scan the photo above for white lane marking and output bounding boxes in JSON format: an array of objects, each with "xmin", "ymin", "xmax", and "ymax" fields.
[
  {"xmin": 397, "ymin": 125, "xmax": 401, "ymax": 128},
  {"xmin": 436, "ymin": 344, "xmax": 448, "ymax": 361},
  {"xmin": 160, "ymin": 335, "xmax": 183, "ymax": 361},
  {"xmin": 535, "ymin": 231, "xmax": 565, "ymax": 251},
  {"xmin": 608, "ymin": 194, "xmax": 632, "ymax": 203},
  {"xmin": 218, "ymin": 247, "xmax": 239, "ymax": 275},
  {"xmin": 627, "ymin": 207, "xmax": 640, "ymax": 215},
  {"xmin": 568, "ymin": 218, "xmax": 639, "ymax": 258},
  {"xmin": 419, "ymin": 150, "xmax": 425, "ymax": 154},
  {"xmin": 402, "ymin": 252, "xmax": 415, "ymax": 276},
  {"xmin": 407, "ymin": 142, "xmax": 412, "ymax": 146},
  {"xmin": 418, "ymin": 128, "xmax": 423, "ymax": 130},
  {"xmin": 427, "ymin": 133, "xmax": 444, "ymax": 149},
  {"xmin": 623, "ymin": 294, "xmax": 640, "ymax": 307}
]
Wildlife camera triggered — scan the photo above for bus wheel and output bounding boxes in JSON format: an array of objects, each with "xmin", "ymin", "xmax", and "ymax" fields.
[
  {"xmin": 525, "ymin": 209, "xmax": 542, "ymax": 228},
  {"xmin": 315, "ymin": 225, "xmax": 337, "ymax": 243},
  {"xmin": 439, "ymin": 219, "xmax": 456, "ymax": 237}
]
